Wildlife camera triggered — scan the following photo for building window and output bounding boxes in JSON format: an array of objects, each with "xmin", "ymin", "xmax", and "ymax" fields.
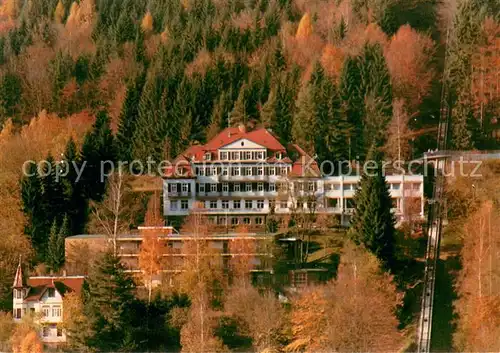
[
  {"xmin": 280, "ymin": 167, "xmax": 287, "ymax": 175},
  {"xmin": 294, "ymin": 272, "xmax": 307, "ymax": 288},
  {"xmin": 413, "ymin": 183, "xmax": 420, "ymax": 191},
  {"xmin": 222, "ymin": 200, "xmax": 229, "ymax": 209},
  {"xmin": 280, "ymin": 201, "xmax": 288, "ymax": 209},
  {"xmin": 257, "ymin": 167, "xmax": 264, "ymax": 176},
  {"xmin": 231, "ymin": 218, "xmax": 239, "ymax": 225},
  {"xmin": 42, "ymin": 306, "xmax": 50, "ymax": 317},
  {"xmin": 198, "ymin": 167, "xmax": 205, "ymax": 176},
  {"xmin": 231, "ymin": 151, "xmax": 240, "ymax": 160},
  {"xmin": 182, "ymin": 183, "xmax": 189, "ymax": 193},
  {"xmin": 222, "ymin": 167, "xmax": 229, "ymax": 176},
  {"xmin": 199, "ymin": 183, "xmax": 205, "ymax": 193},
  {"xmin": 256, "ymin": 151, "xmax": 264, "ymax": 160},
  {"xmin": 242, "ymin": 167, "xmax": 251, "ymax": 176},
  {"xmin": 210, "ymin": 184, "xmax": 217, "ymax": 192},
  {"xmin": 15, "ymin": 289, "xmax": 22, "ymax": 299},
  {"xmin": 255, "ymin": 217, "xmax": 263, "ymax": 225},
  {"xmin": 220, "ymin": 152, "xmax": 228, "ymax": 160},
  {"xmin": 392, "ymin": 183, "xmax": 401, "ymax": 190},
  {"xmin": 243, "ymin": 217, "xmax": 250, "ymax": 224},
  {"xmin": 210, "ymin": 200, "xmax": 217, "ymax": 209},
  {"xmin": 30, "ymin": 308, "xmax": 35, "ymax": 313},
  {"xmin": 14, "ymin": 308, "xmax": 21, "ymax": 319},
  {"xmin": 343, "ymin": 184, "xmax": 352, "ymax": 190},
  {"xmin": 222, "ymin": 183, "xmax": 229, "ymax": 192},
  {"xmin": 57, "ymin": 327, "xmax": 63, "ymax": 337},
  {"xmin": 308, "ymin": 182, "xmax": 315, "ymax": 191},
  {"xmin": 257, "ymin": 183, "xmax": 264, "ymax": 192},
  {"xmin": 327, "ymin": 198, "xmax": 339, "ymax": 208},
  {"xmin": 171, "ymin": 183, "xmax": 177, "ymax": 193},
  {"xmin": 206, "ymin": 167, "xmax": 213, "ymax": 176},
  {"xmin": 48, "ymin": 288, "xmax": 55, "ymax": 298},
  {"xmin": 243, "ymin": 151, "xmax": 251, "ymax": 160},
  {"xmin": 204, "ymin": 152, "xmax": 211, "ymax": 161},
  {"xmin": 245, "ymin": 200, "xmax": 253, "ymax": 209},
  {"xmin": 245, "ymin": 183, "xmax": 252, "ymax": 192},
  {"xmin": 234, "ymin": 183, "xmax": 240, "ymax": 192},
  {"xmin": 42, "ymin": 326, "xmax": 50, "ymax": 337},
  {"xmin": 257, "ymin": 200, "xmax": 264, "ymax": 209},
  {"xmin": 52, "ymin": 306, "xmax": 62, "ymax": 317},
  {"xmin": 268, "ymin": 167, "xmax": 275, "ymax": 175},
  {"xmin": 345, "ymin": 198, "xmax": 355, "ymax": 209},
  {"xmin": 232, "ymin": 167, "xmax": 241, "ymax": 176},
  {"xmin": 276, "ymin": 152, "xmax": 282, "ymax": 159},
  {"xmin": 181, "ymin": 200, "xmax": 189, "ymax": 210},
  {"xmin": 170, "ymin": 200, "xmax": 178, "ymax": 211},
  {"xmin": 218, "ymin": 217, "xmax": 227, "ymax": 225},
  {"xmin": 234, "ymin": 200, "xmax": 241, "ymax": 209},
  {"xmin": 269, "ymin": 183, "xmax": 276, "ymax": 192}
]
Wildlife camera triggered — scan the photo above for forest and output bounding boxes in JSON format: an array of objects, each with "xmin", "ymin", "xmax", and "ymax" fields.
[{"xmin": 0, "ymin": 0, "xmax": 498, "ymax": 351}]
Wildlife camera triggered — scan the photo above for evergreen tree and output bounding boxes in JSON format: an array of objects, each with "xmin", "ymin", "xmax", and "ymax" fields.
[
  {"xmin": 50, "ymin": 51, "xmax": 74, "ymax": 112},
  {"xmin": 47, "ymin": 216, "xmax": 67, "ymax": 272},
  {"xmin": 0, "ymin": 72, "xmax": 22, "ymax": 122},
  {"xmin": 117, "ymin": 73, "xmax": 146, "ymax": 162},
  {"xmin": 82, "ymin": 252, "xmax": 137, "ymax": 351},
  {"xmin": 292, "ymin": 84, "xmax": 316, "ymax": 155},
  {"xmin": 340, "ymin": 56, "xmax": 364, "ymax": 160},
  {"xmin": 21, "ymin": 161, "xmax": 45, "ymax": 259},
  {"xmin": 80, "ymin": 110, "xmax": 116, "ymax": 202},
  {"xmin": 349, "ymin": 151, "xmax": 396, "ymax": 268},
  {"xmin": 230, "ymin": 84, "xmax": 247, "ymax": 127},
  {"xmin": 41, "ymin": 154, "xmax": 67, "ymax": 226},
  {"xmin": 62, "ymin": 137, "xmax": 88, "ymax": 235},
  {"xmin": 260, "ymin": 87, "xmax": 277, "ymax": 128}
]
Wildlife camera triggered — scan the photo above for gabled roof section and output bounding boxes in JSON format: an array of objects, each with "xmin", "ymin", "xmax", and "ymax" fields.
[
  {"xmin": 204, "ymin": 127, "xmax": 286, "ymax": 152},
  {"xmin": 24, "ymin": 276, "xmax": 85, "ymax": 301},
  {"xmin": 289, "ymin": 144, "xmax": 321, "ymax": 177}
]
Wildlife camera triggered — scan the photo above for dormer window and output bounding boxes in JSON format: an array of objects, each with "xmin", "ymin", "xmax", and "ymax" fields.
[
  {"xmin": 276, "ymin": 152, "xmax": 282, "ymax": 159},
  {"xmin": 204, "ymin": 152, "xmax": 211, "ymax": 161},
  {"xmin": 14, "ymin": 289, "xmax": 23, "ymax": 299}
]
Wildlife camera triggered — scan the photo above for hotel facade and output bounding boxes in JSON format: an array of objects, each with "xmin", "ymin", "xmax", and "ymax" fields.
[{"xmin": 163, "ymin": 126, "xmax": 425, "ymax": 228}]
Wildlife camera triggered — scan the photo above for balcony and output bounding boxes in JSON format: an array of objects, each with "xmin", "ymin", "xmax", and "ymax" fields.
[
  {"xmin": 199, "ymin": 207, "xmax": 269, "ymax": 214},
  {"xmin": 219, "ymin": 175, "xmax": 269, "ymax": 182},
  {"xmin": 167, "ymin": 191, "xmax": 191, "ymax": 197}
]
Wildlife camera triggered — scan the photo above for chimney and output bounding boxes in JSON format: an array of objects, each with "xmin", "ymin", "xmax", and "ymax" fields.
[{"xmin": 238, "ymin": 124, "xmax": 246, "ymax": 133}]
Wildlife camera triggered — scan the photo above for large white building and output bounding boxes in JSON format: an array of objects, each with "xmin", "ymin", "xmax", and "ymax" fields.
[
  {"xmin": 163, "ymin": 126, "xmax": 424, "ymax": 228},
  {"xmin": 12, "ymin": 263, "xmax": 84, "ymax": 344}
]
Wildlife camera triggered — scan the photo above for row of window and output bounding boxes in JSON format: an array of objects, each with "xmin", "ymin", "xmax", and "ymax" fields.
[
  {"xmin": 209, "ymin": 216, "xmax": 265, "ymax": 226},
  {"xmin": 13, "ymin": 304, "xmax": 61, "ymax": 319},
  {"xmin": 218, "ymin": 150, "xmax": 267, "ymax": 161},
  {"xmin": 323, "ymin": 182, "xmax": 420, "ymax": 192},
  {"xmin": 195, "ymin": 165, "xmax": 289, "ymax": 177},
  {"xmin": 201, "ymin": 182, "xmax": 277, "ymax": 193}
]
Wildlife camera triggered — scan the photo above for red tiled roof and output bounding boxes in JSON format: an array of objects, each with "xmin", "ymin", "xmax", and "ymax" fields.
[
  {"xmin": 289, "ymin": 144, "xmax": 321, "ymax": 177},
  {"xmin": 24, "ymin": 277, "xmax": 85, "ymax": 301},
  {"xmin": 204, "ymin": 127, "xmax": 286, "ymax": 152}
]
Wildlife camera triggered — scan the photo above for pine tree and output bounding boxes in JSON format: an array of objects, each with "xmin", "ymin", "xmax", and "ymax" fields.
[
  {"xmin": 349, "ymin": 151, "xmax": 396, "ymax": 269},
  {"xmin": 359, "ymin": 44, "xmax": 393, "ymax": 150},
  {"xmin": 230, "ymin": 84, "xmax": 247, "ymax": 127},
  {"xmin": 62, "ymin": 137, "xmax": 88, "ymax": 235},
  {"xmin": 47, "ymin": 217, "xmax": 67, "ymax": 272},
  {"xmin": 21, "ymin": 162, "xmax": 45, "ymax": 259},
  {"xmin": 80, "ymin": 110, "xmax": 116, "ymax": 202},
  {"xmin": 292, "ymin": 84, "xmax": 316, "ymax": 155},
  {"xmin": 117, "ymin": 73, "xmax": 146, "ymax": 162},
  {"xmin": 82, "ymin": 252, "xmax": 136, "ymax": 351},
  {"xmin": 41, "ymin": 154, "xmax": 67, "ymax": 226},
  {"xmin": 340, "ymin": 56, "xmax": 363, "ymax": 160},
  {"xmin": 260, "ymin": 87, "xmax": 277, "ymax": 128}
]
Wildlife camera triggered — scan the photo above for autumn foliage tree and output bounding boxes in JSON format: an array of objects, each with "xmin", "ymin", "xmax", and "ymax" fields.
[
  {"xmin": 178, "ymin": 203, "xmax": 225, "ymax": 352},
  {"xmin": 454, "ymin": 201, "xmax": 500, "ymax": 351},
  {"xmin": 138, "ymin": 196, "xmax": 165, "ymax": 304},
  {"xmin": 287, "ymin": 242, "xmax": 403, "ymax": 352}
]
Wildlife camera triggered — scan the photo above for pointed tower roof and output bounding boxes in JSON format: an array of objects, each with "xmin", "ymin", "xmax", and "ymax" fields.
[{"xmin": 13, "ymin": 259, "xmax": 24, "ymax": 288}]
